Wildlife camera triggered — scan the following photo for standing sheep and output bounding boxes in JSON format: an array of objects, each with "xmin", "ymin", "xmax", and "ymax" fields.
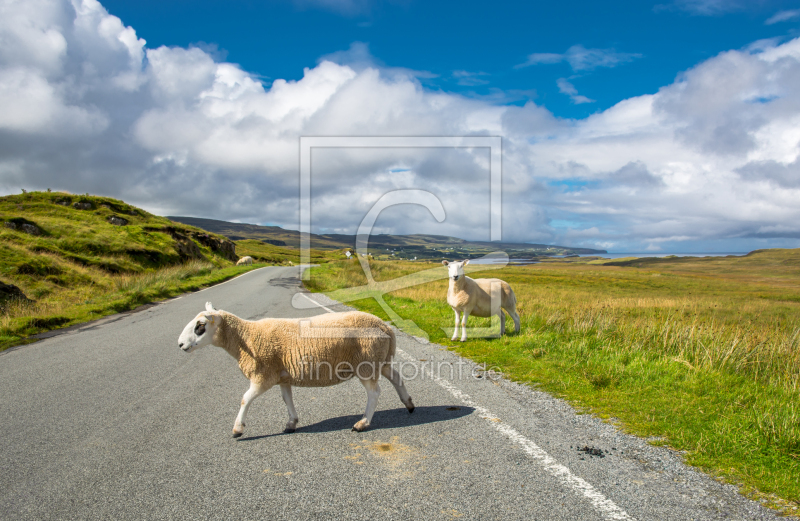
[
  {"xmin": 443, "ymin": 260, "xmax": 520, "ymax": 342},
  {"xmin": 177, "ymin": 302, "xmax": 414, "ymax": 437},
  {"xmin": 236, "ymin": 256, "xmax": 254, "ymax": 266}
]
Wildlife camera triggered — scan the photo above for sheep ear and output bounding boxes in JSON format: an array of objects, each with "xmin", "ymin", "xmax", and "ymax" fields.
[
  {"xmin": 442, "ymin": 260, "xmax": 449, "ymax": 266},
  {"xmin": 205, "ymin": 302, "xmax": 215, "ymax": 312},
  {"xmin": 463, "ymin": 259, "xmax": 470, "ymax": 266}
]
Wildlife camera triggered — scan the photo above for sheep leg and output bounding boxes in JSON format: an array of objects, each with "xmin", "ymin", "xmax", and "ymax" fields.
[
  {"xmin": 509, "ymin": 309, "xmax": 520, "ymax": 333},
  {"xmin": 499, "ymin": 310, "xmax": 506, "ymax": 336},
  {"xmin": 280, "ymin": 383, "xmax": 299, "ymax": 433},
  {"xmin": 381, "ymin": 364, "xmax": 414, "ymax": 413},
  {"xmin": 353, "ymin": 379, "xmax": 381, "ymax": 432},
  {"xmin": 451, "ymin": 309, "xmax": 460, "ymax": 341},
  {"xmin": 233, "ymin": 380, "xmax": 271, "ymax": 438},
  {"xmin": 460, "ymin": 311, "xmax": 469, "ymax": 342}
]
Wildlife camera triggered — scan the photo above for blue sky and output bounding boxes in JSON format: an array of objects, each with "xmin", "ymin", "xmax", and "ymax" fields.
[
  {"xmin": 101, "ymin": 0, "xmax": 800, "ymax": 119},
  {"xmin": 2, "ymin": 0, "xmax": 800, "ymax": 252}
]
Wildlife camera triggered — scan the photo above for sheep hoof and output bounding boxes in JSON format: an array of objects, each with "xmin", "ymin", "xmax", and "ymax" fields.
[
  {"xmin": 232, "ymin": 431, "xmax": 243, "ymax": 438},
  {"xmin": 284, "ymin": 427, "xmax": 296, "ymax": 434},
  {"xmin": 406, "ymin": 398, "xmax": 415, "ymax": 413},
  {"xmin": 352, "ymin": 419, "xmax": 370, "ymax": 432}
]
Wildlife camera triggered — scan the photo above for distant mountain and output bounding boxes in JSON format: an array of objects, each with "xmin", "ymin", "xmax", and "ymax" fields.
[{"xmin": 168, "ymin": 216, "xmax": 606, "ymax": 259}]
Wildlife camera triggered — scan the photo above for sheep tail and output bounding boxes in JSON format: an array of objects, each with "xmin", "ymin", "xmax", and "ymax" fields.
[{"xmin": 504, "ymin": 281, "xmax": 518, "ymax": 310}]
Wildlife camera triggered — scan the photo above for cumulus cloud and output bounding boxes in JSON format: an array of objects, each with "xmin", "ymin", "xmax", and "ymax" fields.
[
  {"xmin": 517, "ymin": 44, "xmax": 642, "ymax": 72},
  {"xmin": 737, "ymin": 158, "xmax": 800, "ymax": 187},
  {"xmin": 1, "ymin": 0, "xmax": 800, "ymax": 252}
]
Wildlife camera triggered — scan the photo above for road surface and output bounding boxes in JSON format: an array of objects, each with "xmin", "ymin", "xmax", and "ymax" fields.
[{"xmin": 0, "ymin": 266, "xmax": 781, "ymax": 520}]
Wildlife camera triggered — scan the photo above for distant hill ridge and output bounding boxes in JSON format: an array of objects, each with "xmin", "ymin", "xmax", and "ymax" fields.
[{"xmin": 168, "ymin": 216, "xmax": 606, "ymax": 256}]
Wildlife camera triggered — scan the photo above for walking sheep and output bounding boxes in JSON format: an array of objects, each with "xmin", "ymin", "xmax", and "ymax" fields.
[
  {"xmin": 236, "ymin": 256, "xmax": 254, "ymax": 266},
  {"xmin": 443, "ymin": 260, "xmax": 520, "ymax": 342},
  {"xmin": 177, "ymin": 302, "xmax": 414, "ymax": 437}
]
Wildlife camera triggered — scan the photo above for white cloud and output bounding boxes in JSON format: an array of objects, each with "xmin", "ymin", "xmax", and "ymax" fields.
[
  {"xmin": 656, "ymin": 0, "xmax": 744, "ymax": 16},
  {"xmin": 290, "ymin": 0, "xmax": 411, "ymax": 16},
  {"xmin": 517, "ymin": 45, "xmax": 642, "ymax": 72},
  {"xmin": 452, "ymin": 70, "xmax": 490, "ymax": 87},
  {"xmin": 291, "ymin": 0, "xmax": 373, "ymax": 16},
  {"xmin": 1, "ymin": 0, "xmax": 800, "ymax": 252},
  {"xmin": 765, "ymin": 9, "xmax": 800, "ymax": 24},
  {"xmin": 556, "ymin": 78, "xmax": 594, "ymax": 104},
  {"xmin": 318, "ymin": 41, "xmax": 437, "ymax": 81}
]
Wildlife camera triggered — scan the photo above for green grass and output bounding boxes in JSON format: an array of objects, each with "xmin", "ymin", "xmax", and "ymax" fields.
[
  {"xmin": 0, "ymin": 191, "xmax": 327, "ymax": 350},
  {"xmin": 233, "ymin": 239, "xmax": 343, "ymax": 265},
  {"xmin": 0, "ymin": 260, "xmax": 262, "ymax": 350},
  {"xmin": 305, "ymin": 251, "xmax": 800, "ymax": 515}
]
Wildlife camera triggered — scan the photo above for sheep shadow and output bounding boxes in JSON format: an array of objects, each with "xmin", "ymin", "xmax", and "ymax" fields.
[{"xmin": 236, "ymin": 405, "xmax": 475, "ymax": 442}]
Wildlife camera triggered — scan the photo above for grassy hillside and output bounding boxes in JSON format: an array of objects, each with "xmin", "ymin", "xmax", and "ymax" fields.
[
  {"xmin": 0, "ymin": 191, "xmax": 284, "ymax": 350},
  {"xmin": 305, "ymin": 250, "xmax": 800, "ymax": 514}
]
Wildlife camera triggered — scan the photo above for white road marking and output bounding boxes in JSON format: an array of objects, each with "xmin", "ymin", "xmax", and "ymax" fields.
[
  {"xmin": 298, "ymin": 292, "xmax": 336, "ymax": 313},
  {"xmin": 299, "ymin": 292, "xmax": 635, "ymax": 521}
]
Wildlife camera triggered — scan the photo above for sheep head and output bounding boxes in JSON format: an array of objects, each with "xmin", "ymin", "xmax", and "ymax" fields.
[
  {"xmin": 442, "ymin": 259, "xmax": 469, "ymax": 281},
  {"xmin": 178, "ymin": 302, "xmax": 222, "ymax": 353}
]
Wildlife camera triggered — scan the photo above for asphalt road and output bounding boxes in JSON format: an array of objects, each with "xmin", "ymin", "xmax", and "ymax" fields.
[{"xmin": 0, "ymin": 266, "xmax": 782, "ymax": 520}]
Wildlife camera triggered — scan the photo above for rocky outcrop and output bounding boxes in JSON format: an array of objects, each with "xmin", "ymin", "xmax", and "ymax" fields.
[
  {"xmin": 191, "ymin": 232, "xmax": 237, "ymax": 262},
  {"xmin": 0, "ymin": 281, "xmax": 31, "ymax": 305},
  {"xmin": 100, "ymin": 202, "xmax": 138, "ymax": 216},
  {"xmin": 107, "ymin": 216, "xmax": 128, "ymax": 226},
  {"xmin": 4, "ymin": 220, "xmax": 42, "ymax": 235},
  {"xmin": 143, "ymin": 226, "xmax": 237, "ymax": 262},
  {"xmin": 72, "ymin": 202, "xmax": 92, "ymax": 210},
  {"xmin": 165, "ymin": 229, "xmax": 204, "ymax": 260}
]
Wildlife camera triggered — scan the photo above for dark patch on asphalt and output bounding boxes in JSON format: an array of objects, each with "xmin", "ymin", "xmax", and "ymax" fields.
[
  {"xmin": 269, "ymin": 277, "xmax": 302, "ymax": 289},
  {"xmin": 575, "ymin": 445, "xmax": 609, "ymax": 459}
]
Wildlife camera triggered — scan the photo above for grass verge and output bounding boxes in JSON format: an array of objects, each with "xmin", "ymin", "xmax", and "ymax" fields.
[
  {"xmin": 305, "ymin": 251, "xmax": 800, "ymax": 515},
  {"xmin": 0, "ymin": 260, "xmax": 265, "ymax": 351}
]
